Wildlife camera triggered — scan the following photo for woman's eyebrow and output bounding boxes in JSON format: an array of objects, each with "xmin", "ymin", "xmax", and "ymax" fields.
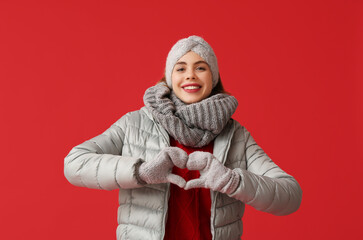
[
  {"xmin": 175, "ymin": 61, "xmax": 208, "ymax": 65},
  {"xmin": 194, "ymin": 61, "xmax": 208, "ymax": 65}
]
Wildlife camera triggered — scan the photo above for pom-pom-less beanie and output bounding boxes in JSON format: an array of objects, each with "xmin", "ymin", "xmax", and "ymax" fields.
[{"xmin": 165, "ymin": 36, "xmax": 219, "ymax": 89}]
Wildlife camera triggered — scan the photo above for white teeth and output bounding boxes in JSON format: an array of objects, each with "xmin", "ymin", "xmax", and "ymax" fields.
[{"xmin": 184, "ymin": 86, "xmax": 200, "ymax": 90}]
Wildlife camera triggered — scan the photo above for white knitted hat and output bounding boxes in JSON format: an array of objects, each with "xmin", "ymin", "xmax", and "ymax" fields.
[{"xmin": 165, "ymin": 35, "xmax": 219, "ymax": 89}]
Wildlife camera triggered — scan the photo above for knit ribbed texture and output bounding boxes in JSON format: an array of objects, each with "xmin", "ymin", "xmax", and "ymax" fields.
[
  {"xmin": 143, "ymin": 83, "xmax": 238, "ymax": 148},
  {"xmin": 185, "ymin": 151, "xmax": 240, "ymax": 195}
]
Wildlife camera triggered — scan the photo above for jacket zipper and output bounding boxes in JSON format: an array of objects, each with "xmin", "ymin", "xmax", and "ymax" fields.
[{"xmin": 210, "ymin": 120, "xmax": 236, "ymax": 240}]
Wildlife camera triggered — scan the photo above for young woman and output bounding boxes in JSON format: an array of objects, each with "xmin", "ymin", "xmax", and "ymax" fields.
[{"xmin": 64, "ymin": 36, "xmax": 302, "ymax": 240}]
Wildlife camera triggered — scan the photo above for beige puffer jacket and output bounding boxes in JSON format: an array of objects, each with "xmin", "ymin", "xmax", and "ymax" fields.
[{"xmin": 64, "ymin": 107, "xmax": 302, "ymax": 240}]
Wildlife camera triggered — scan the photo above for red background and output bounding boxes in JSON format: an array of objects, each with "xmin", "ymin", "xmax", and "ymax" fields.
[{"xmin": 1, "ymin": 0, "xmax": 362, "ymax": 239}]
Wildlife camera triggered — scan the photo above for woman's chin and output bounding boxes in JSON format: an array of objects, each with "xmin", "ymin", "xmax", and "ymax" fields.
[{"xmin": 179, "ymin": 94, "xmax": 204, "ymax": 104}]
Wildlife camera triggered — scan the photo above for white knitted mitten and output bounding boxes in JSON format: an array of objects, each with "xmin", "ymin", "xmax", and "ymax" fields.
[
  {"xmin": 184, "ymin": 151, "xmax": 240, "ymax": 194},
  {"xmin": 138, "ymin": 147, "xmax": 188, "ymax": 188}
]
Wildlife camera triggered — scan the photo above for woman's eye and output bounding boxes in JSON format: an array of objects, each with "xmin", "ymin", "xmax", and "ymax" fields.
[
  {"xmin": 176, "ymin": 68, "xmax": 185, "ymax": 72},
  {"xmin": 197, "ymin": 67, "xmax": 206, "ymax": 71}
]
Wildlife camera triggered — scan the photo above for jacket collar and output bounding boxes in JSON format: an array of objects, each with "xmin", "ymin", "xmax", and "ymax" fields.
[
  {"xmin": 141, "ymin": 107, "xmax": 170, "ymax": 146},
  {"xmin": 213, "ymin": 120, "xmax": 236, "ymax": 165}
]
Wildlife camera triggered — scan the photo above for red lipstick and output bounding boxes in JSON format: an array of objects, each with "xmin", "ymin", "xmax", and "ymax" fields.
[{"xmin": 182, "ymin": 83, "xmax": 201, "ymax": 93}]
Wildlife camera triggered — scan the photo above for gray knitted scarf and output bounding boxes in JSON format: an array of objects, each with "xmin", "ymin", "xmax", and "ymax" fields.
[{"xmin": 143, "ymin": 83, "xmax": 238, "ymax": 148}]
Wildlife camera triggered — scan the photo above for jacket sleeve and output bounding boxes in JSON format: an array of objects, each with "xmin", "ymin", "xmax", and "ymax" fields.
[
  {"xmin": 64, "ymin": 115, "xmax": 144, "ymax": 190},
  {"xmin": 228, "ymin": 126, "xmax": 302, "ymax": 216}
]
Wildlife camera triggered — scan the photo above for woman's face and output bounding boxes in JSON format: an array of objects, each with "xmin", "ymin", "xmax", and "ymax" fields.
[{"xmin": 171, "ymin": 51, "xmax": 213, "ymax": 104}]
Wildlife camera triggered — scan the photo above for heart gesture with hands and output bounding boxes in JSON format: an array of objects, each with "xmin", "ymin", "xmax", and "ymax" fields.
[{"xmin": 138, "ymin": 148, "xmax": 240, "ymax": 194}]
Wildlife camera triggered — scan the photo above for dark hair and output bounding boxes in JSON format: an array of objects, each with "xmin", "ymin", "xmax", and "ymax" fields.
[{"xmin": 157, "ymin": 75, "xmax": 229, "ymax": 96}]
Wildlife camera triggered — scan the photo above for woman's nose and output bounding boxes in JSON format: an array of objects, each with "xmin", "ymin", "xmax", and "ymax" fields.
[{"xmin": 185, "ymin": 69, "xmax": 196, "ymax": 80}]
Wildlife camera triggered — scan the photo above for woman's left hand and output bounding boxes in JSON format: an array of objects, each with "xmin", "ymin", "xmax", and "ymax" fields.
[{"xmin": 184, "ymin": 151, "xmax": 240, "ymax": 194}]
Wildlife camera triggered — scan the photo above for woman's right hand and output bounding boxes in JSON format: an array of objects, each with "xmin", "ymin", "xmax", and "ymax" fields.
[{"xmin": 137, "ymin": 147, "xmax": 188, "ymax": 188}]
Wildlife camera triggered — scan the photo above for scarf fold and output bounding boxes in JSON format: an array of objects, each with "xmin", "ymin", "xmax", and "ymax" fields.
[{"xmin": 143, "ymin": 83, "xmax": 238, "ymax": 148}]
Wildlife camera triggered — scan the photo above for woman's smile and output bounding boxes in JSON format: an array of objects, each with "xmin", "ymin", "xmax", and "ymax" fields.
[{"xmin": 182, "ymin": 83, "xmax": 202, "ymax": 93}]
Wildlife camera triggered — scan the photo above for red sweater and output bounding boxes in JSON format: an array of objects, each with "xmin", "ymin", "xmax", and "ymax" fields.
[{"xmin": 164, "ymin": 138, "xmax": 213, "ymax": 240}]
